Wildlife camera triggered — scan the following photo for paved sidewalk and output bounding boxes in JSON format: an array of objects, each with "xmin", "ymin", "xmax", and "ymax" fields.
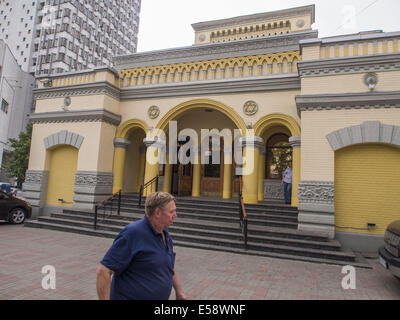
[{"xmin": 0, "ymin": 223, "xmax": 399, "ymax": 300}]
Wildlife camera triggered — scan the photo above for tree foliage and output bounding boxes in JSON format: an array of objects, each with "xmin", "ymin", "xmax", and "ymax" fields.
[
  {"xmin": 3, "ymin": 122, "xmax": 32, "ymax": 187},
  {"xmin": 269, "ymin": 142, "xmax": 292, "ymax": 179}
]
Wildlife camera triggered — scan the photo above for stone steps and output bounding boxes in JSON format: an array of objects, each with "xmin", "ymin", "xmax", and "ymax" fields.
[{"xmin": 23, "ymin": 195, "xmax": 371, "ymax": 268}]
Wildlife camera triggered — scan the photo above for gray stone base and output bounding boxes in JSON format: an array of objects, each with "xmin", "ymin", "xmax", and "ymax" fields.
[
  {"xmin": 73, "ymin": 171, "xmax": 114, "ymax": 210},
  {"xmin": 298, "ymin": 204, "xmax": 335, "ymax": 239},
  {"xmin": 23, "ymin": 170, "xmax": 49, "ymax": 219},
  {"xmin": 264, "ymin": 179, "xmax": 284, "ymax": 200},
  {"xmin": 335, "ymin": 231, "xmax": 384, "ymax": 254},
  {"xmin": 297, "ymin": 180, "xmax": 335, "ymax": 239}
]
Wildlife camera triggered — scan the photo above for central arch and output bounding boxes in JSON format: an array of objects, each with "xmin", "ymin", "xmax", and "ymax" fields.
[
  {"xmin": 154, "ymin": 99, "xmax": 246, "ymax": 198},
  {"xmin": 156, "ymin": 99, "xmax": 247, "ymax": 133}
]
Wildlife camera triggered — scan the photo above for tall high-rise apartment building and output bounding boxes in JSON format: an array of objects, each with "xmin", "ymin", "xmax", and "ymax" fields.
[{"xmin": 0, "ymin": 0, "xmax": 141, "ymax": 75}]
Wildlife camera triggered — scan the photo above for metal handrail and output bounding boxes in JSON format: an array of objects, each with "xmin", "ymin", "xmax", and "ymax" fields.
[
  {"xmin": 138, "ymin": 175, "xmax": 159, "ymax": 207},
  {"xmin": 94, "ymin": 189, "xmax": 121, "ymax": 230},
  {"xmin": 238, "ymin": 176, "xmax": 248, "ymax": 249}
]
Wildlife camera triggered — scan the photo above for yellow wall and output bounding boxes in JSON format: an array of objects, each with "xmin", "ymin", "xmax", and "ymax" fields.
[
  {"xmin": 28, "ymin": 122, "xmax": 114, "ymax": 173},
  {"xmin": 301, "ymin": 109, "xmax": 400, "ymax": 181},
  {"xmin": 335, "ymin": 144, "xmax": 400, "ymax": 235},
  {"xmin": 301, "ymin": 71, "xmax": 400, "ymax": 95},
  {"xmin": 46, "ymin": 146, "xmax": 78, "ymax": 207},
  {"xmin": 34, "ymin": 94, "xmax": 120, "ymax": 115}
]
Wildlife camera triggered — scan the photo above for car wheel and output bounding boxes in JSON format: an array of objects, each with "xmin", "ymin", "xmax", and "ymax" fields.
[{"xmin": 9, "ymin": 208, "xmax": 26, "ymax": 224}]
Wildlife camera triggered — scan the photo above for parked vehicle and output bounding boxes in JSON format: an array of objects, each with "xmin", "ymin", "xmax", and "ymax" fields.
[
  {"xmin": 0, "ymin": 182, "xmax": 11, "ymax": 194},
  {"xmin": 0, "ymin": 190, "xmax": 32, "ymax": 224},
  {"xmin": 379, "ymin": 220, "xmax": 400, "ymax": 279}
]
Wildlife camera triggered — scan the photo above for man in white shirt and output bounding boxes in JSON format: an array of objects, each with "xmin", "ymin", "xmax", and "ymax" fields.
[{"xmin": 282, "ymin": 162, "xmax": 292, "ymax": 205}]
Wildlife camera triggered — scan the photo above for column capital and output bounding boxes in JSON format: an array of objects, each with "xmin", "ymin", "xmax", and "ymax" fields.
[
  {"xmin": 239, "ymin": 136, "xmax": 264, "ymax": 150},
  {"xmin": 289, "ymin": 136, "xmax": 301, "ymax": 149},
  {"xmin": 114, "ymin": 138, "xmax": 131, "ymax": 149},
  {"xmin": 143, "ymin": 137, "xmax": 166, "ymax": 148}
]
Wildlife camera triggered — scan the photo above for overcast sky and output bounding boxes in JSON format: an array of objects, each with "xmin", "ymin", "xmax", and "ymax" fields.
[{"xmin": 136, "ymin": 0, "xmax": 400, "ymax": 52}]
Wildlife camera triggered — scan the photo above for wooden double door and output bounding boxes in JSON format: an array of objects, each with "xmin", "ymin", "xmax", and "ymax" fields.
[{"xmin": 171, "ymin": 148, "xmax": 240, "ymax": 197}]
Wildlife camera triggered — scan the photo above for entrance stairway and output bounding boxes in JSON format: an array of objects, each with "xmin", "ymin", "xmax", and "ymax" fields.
[{"xmin": 24, "ymin": 193, "xmax": 370, "ymax": 268}]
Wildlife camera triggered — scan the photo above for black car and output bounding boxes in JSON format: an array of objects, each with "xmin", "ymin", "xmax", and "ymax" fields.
[
  {"xmin": 379, "ymin": 220, "xmax": 400, "ymax": 279},
  {"xmin": 0, "ymin": 190, "xmax": 32, "ymax": 224}
]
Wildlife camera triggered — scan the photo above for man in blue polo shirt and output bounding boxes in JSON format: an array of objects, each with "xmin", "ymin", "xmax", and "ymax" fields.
[{"xmin": 96, "ymin": 192, "xmax": 186, "ymax": 300}]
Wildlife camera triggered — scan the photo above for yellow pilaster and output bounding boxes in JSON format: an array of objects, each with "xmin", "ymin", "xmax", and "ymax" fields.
[
  {"xmin": 136, "ymin": 146, "xmax": 146, "ymax": 193},
  {"xmin": 192, "ymin": 153, "xmax": 201, "ymax": 197},
  {"xmin": 289, "ymin": 136, "xmax": 301, "ymax": 207},
  {"xmin": 112, "ymin": 138, "xmax": 131, "ymax": 193},
  {"xmin": 222, "ymin": 152, "xmax": 232, "ymax": 199},
  {"xmin": 258, "ymin": 148, "xmax": 266, "ymax": 202},
  {"xmin": 241, "ymin": 136, "xmax": 263, "ymax": 204},
  {"xmin": 163, "ymin": 153, "xmax": 172, "ymax": 193},
  {"xmin": 143, "ymin": 138, "xmax": 164, "ymax": 196}
]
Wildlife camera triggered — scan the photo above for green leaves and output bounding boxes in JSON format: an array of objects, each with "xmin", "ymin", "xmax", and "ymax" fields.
[{"xmin": 3, "ymin": 123, "xmax": 32, "ymax": 187}]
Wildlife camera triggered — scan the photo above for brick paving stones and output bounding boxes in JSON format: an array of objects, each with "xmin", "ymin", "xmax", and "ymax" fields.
[{"xmin": 0, "ymin": 223, "xmax": 399, "ymax": 300}]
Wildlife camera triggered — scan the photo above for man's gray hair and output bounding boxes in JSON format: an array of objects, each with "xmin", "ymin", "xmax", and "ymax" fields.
[{"xmin": 145, "ymin": 192, "xmax": 176, "ymax": 217}]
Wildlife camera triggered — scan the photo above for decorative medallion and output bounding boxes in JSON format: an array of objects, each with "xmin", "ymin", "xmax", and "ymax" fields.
[
  {"xmin": 199, "ymin": 34, "xmax": 206, "ymax": 42},
  {"xmin": 148, "ymin": 105, "xmax": 160, "ymax": 119},
  {"xmin": 364, "ymin": 73, "xmax": 378, "ymax": 91},
  {"xmin": 243, "ymin": 100, "xmax": 258, "ymax": 116},
  {"xmin": 296, "ymin": 19, "xmax": 305, "ymax": 28}
]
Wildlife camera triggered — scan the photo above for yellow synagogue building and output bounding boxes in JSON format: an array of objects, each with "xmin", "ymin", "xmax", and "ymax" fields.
[{"xmin": 24, "ymin": 5, "xmax": 400, "ymax": 252}]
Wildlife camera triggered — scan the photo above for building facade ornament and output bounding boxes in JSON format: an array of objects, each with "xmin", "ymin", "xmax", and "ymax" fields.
[
  {"xmin": 243, "ymin": 100, "xmax": 259, "ymax": 116},
  {"xmin": 326, "ymin": 121, "xmax": 400, "ymax": 151},
  {"xmin": 43, "ymin": 130, "xmax": 84, "ymax": 150},
  {"xmin": 148, "ymin": 105, "xmax": 160, "ymax": 119}
]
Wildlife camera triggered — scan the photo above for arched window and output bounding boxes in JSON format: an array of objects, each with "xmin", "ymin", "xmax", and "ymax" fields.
[{"xmin": 265, "ymin": 133, "xmax": 292, "ymax": 179}]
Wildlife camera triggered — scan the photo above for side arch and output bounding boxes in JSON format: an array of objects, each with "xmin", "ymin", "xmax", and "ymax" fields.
[
  {"xmin": 116, "ymin": 118, "xmax": 149, "ymax": 139},
  {"xmin": 254, "ymin": 113, "xmax": 301, "ymax": 137}
]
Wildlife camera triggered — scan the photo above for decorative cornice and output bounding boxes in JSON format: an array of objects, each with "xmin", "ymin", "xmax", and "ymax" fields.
[
  {"xmin": 121, "ymin": 75, "xmax": 301, "ymax": 100},
  {"xmin": 297, "ymin": 53, "xmax": 400, "ymax": 77},
  {"xmin": 29, "ymin": 109, "xmax": 122, "ymax": 126},
  {"xmin": 191, "ymin": 5, "xmax": 315, "ymax": 31},
  {"xmin": 296, "ymin": 91, "xmax": 400, "ymax": 115},
  {"xmin": 326, "ymin": 121, "xmax": 400, "ymax": 151},
  {"xmin": 33, "ymin": 81, "xmax": 120, "ymax": 101},
  {"xmin": 300, "ymin": 31, "xmax": 400, "ymax": 47},
  {"xmin": 114, "ymin": 138, "xmax": 131, "ymax": 149},
  {"xmin": 113, "ymin": 31, "xmax": 318, "ymax": 70}
]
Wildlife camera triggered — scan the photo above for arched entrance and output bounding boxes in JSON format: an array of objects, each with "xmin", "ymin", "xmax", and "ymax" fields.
[
  {"xmin": 254, "ymin": 114, "xmax": 301, "ymax": 205},
  {"xmin": 154, "ymin": 99, "xmax": 247, "ymax": 198},
  {"xmin": 112, "ymin": 119, "xmax": 149, "ymax": 193}
]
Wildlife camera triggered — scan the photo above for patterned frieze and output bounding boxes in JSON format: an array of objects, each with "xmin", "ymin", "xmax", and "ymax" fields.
[
  {"xmin": 33, "ymin": 81, "xmax": 120, "ymax": 101},
  {"xmin": 297, "ymin": 53, "xmax": 400, "ymax": 77},
  {"xmin": 298, "ymin": 180, "xmax": 334, "ymax": 206},
  {"xmin": 113, "ymin": 31, "xmax": 317, "ymax": 70},
  {"xmin": 296, "ymin": 91, "xmax": 400, "ymax": 114}
]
